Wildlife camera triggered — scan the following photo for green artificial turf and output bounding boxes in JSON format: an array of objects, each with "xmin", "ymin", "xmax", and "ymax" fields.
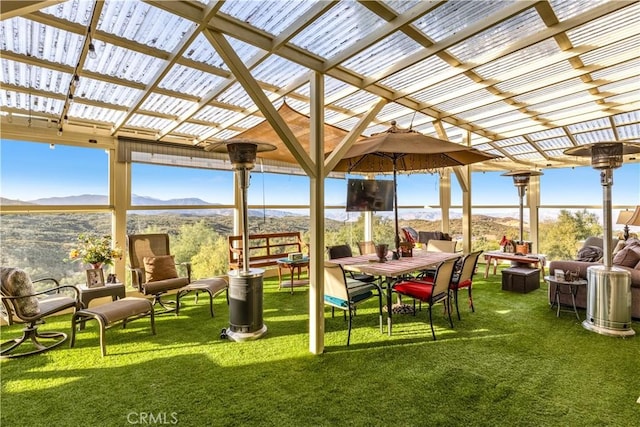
[{"xmin": 2, "ymin": 268, "xmax": 639, "ymax": 427}]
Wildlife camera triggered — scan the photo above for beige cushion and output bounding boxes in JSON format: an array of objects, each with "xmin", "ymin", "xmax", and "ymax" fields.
[
  {"xmin": 612, "ymin": 240, "xmax": 626, "ymax": 256},
  {"xmin": 613, "ymin": 245, "xmax": 640, "ymax": 268},
  {"xmin": 143, "ymin": 255, "xmax": 178, "ymax": 282},
  {"xmin": 0, "ymin": 267, "xmax": 40, "ymax": 317}
]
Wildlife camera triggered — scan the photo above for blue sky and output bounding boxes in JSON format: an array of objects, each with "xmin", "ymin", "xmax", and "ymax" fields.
[{"xmin": 1, "ymin": 139, "xmax": 639, "ymax": 207}]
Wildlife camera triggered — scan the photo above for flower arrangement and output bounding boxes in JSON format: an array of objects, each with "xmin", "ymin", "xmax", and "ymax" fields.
[{"xmin": 67, "ymin": 233, "xmax": 123, "ymax": 267}]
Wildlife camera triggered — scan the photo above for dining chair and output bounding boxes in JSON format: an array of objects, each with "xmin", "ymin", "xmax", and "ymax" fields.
[
  {"xmin": 326, "ymin": 244, "xmax": 376, "ymax": 283},
  {"xmin": 323, "ymin": 262, "xmax": 383, "ymax": 346},
  {"xmin": 357, "ymin": 241, "xmax": 376, "ymax": 255},
  {"xmin": 426, "ymin": 240, "xmax": 457, "ymax": 253},
  {"xmin": 391, "ymin": 258, "xmax": 458, "ymax": 340},
  {"xmin": 450, "ymin": 251, "xmax": 482, "ymax": 320}
]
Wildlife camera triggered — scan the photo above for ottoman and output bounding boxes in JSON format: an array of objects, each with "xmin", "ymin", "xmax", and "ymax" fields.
[
  {"xmin": 70, "ymin": 297, "xmax": 155, "ymax": 357},
  {"xmin": 176, "ymin": 277, "xmax": 229, "ymax": 317},
  {"xmin": 502, "ymin": 267, "xmax": 540, "ymax": 293}
]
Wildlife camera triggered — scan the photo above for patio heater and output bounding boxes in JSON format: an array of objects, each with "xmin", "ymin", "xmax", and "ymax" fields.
[
  {"xmin": 207, "ymin": 139, "xmax": 276, "ymax": 341},
  {"xmin": 564, "ymin": 142, "xmax": 640, "ymax": 337},
  {"xmin": 501, "ymin": 170, "xmax": 543, "ymax": 254}
]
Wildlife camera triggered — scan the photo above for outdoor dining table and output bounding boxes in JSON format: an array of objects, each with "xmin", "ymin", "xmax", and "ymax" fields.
[{"xmin": 330, "ymin": 250, "xmax": 460, "ymax": 336}]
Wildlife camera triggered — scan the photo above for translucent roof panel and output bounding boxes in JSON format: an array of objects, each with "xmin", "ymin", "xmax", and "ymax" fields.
[
  {"xmin": 192, "ymin": 106, "xmax": 245, "ymax": 125},
  {"xmin": 140, "ymin": 93, "xmax": 196, "ymax": 118},
  {"xmin": 1, "ymin": 0, "xmax": 639, "ymax": 173},
  {"xmin": 76, "ymin": 77, "xmax": 143, "ymax": 107},
  {"xmin": 379, "ymin": 55, "xmax": 450, "ymax": 92},
  {"xmin": 574, "ymin": 129, "xmax": 616, "ymax": 144},
  {"xmin": 159, "ymin": 64, "xmax": 226, "ymax": 97},
  {"xmin": 250, "ymin": 55, "xmax": 308, "ymax": 88},
  {"xmin": 1, "ymin": 17, "xmax": 83, "ymax": 67},
  {"xmin": 413, "ymin": 1, "xmax": 516, "ymax": 43},
  {"xmin": 566, "ymin": 3, "xmax": 640, "ymax": 46},
  {"xmin": 446, "ymin": 7, "xmax": 546, "ymax": 63},
  {"xmin": 473, "ymin": 39, "xmax": 561, "ymax": 81},
  {"xmin": 0, "ymin": 58, "xmax": 70, "ymax": 95},
  {"xmin": 83, "ymin": 42, "xmax": 166, "ymax": 84},
  {"xmin": 289, "ymin": 2, "xmax": 384, "ymax": 59},
  {"xmin": 69, "ymin": 103, "xmax": 126, "ymax": 124},
  {"xmin": 99, "ymin": 1, "xmax": 196, "ymax": 52},
  {"xmin": 219, "ymin": 0, "xmax": 318, "ymax": 36},
  {"xmin": 549, "ymin": 0, "xmax": 609, "ymax": 21},
  {"xmin": 126, "ymin": 114, "xmax": 173, "ymax": 131},
  {"xmin": 341, "ymin": 32, "xmax": 424, "ymax": 77}
]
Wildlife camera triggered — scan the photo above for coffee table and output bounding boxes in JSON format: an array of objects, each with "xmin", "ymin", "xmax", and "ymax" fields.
[
  {"xmin": 545, "ymin": 275, "xmax": 588, "ymax": 320},
  {"xmin": 277, "ymin": 257, "xmax": 309, "ymax": 294}
]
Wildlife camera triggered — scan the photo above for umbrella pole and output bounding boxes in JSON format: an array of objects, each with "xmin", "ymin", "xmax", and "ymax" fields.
[{"xmin": 393, "ymin": 160, "xmax": 400, "ymax": 253}]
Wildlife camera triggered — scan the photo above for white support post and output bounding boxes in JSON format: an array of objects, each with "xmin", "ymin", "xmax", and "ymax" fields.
[{"xmin": 309, "ymin": 72, "xmax": 325, "ymax": 355}]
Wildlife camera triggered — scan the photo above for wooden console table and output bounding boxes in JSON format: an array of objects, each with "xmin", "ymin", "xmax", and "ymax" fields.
[{"xmin": 483, "ymin": 251, "xmax": 546, "ymax": 280}]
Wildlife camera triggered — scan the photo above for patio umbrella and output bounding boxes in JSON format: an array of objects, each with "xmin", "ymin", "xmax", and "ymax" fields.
[{"xmin": 331, "ymin": 122, "xmax": 498, "ymax": 252}]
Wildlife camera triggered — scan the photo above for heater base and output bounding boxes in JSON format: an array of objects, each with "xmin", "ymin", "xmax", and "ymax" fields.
[
  {"xmin": 224, "ymin": 325, "xmax": 268, "ymax": 342},
  {"xmin": 582, "ymin": 320, "xmax": 635, "ymax": 337}
]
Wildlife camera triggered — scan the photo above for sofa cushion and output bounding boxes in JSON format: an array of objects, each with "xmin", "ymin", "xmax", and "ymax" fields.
[
  {"xmin": 612, "ymin": 240, "xmax": 626, "ymax": 256},
  {"xmin": 143, "ymin": 255, "xmax": 178, "ymax": 282},
  {"xmin": 576, "ymin": 245, "xmax": 603, "ymax": 262},
  {"xmin": 613, "ymin": 245, "xmax": 640, "ymax": 268}
]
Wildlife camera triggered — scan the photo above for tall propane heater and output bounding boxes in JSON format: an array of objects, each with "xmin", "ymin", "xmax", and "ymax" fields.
[
  {"xmin": 564, "ymin": 142, "xmax": 640, "ymax": 337},
  {"xmin": 207, "ymin": 139, "xmax": 276, "ymax": 341},
  {"xmin": 501, "ymin": 170, "xmax": 543, "ymax": 252}
]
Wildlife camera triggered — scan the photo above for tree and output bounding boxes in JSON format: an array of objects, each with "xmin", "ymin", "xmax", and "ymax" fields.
[
  {"xmin": 172, "ymin": 221, "xmax": 228, "ymax": 278},
  {"xmin": 539, "ymin": 209, "xmax": 602, "ymax": 260}
]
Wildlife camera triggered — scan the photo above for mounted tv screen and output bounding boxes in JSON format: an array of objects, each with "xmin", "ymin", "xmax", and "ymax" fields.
[{"xmin": 346, "ymin": 179, "xmax": 395, "ymax": 212}]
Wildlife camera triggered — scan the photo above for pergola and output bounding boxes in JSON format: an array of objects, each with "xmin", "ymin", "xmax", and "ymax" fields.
[{"xmin": 1, "ymin": 0, "xmax": 639, "ymax": 353}]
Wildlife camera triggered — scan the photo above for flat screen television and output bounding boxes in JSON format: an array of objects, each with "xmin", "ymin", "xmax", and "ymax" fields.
[{"xmin": 346, "ymin": 178, "xmax": 395, "ymax": 212}]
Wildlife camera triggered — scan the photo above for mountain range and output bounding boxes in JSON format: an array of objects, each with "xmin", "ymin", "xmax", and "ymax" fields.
[{"xmin": 0, "ymin": 194, "xmax": 586, "ymax": 223}]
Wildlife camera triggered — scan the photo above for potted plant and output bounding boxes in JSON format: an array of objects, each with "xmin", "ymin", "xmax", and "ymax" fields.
[{"xmin": 67, "ymin": 233, "xmax": 123, "ymax": 269}]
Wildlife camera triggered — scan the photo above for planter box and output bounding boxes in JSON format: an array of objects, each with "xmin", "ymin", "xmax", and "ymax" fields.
[{"xmin": 502, "ymin": 267, "xmax": 540, "ymax": 293}]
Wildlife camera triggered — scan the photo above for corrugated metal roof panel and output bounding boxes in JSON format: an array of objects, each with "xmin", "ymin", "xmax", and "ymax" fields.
[{"xmin": 289, "ymin": 1, "xmax": 384, "ymax": 59}]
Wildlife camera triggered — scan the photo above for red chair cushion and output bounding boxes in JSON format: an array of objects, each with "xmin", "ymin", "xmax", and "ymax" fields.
[
  {"xmin": 394, "ymin": 281, "xmax": 434, "ymax": 301},
  {"xmin": 453, "ymin": 279, "xmax": 472, "ymax": 289}
]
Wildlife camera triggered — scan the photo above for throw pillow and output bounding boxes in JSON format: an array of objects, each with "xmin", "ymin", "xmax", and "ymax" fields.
[
  {"xmin": 576, "ymin": 245, "xmax": 603, "ymax": 262},
  {"xmin": 612, "ymin": 245, "xmax": 640, "ymax": 268},
  {"xmin": 401, "ymin": 226, "xmax": 418, "ymax": 243},
  {"xmin": 143, "ymin": 255, "xmax": 178, "ymax": 282},
  {"xmin": 612, "ymin": 240, "xmax": 626, "ymax": 256},
  {"xmin": 0, "ymin": 267, "xmax": 40, "ymax": 317}
]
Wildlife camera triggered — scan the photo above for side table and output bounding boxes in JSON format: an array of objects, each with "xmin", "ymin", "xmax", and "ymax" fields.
[
  {"xmin": 76, "ymin": 282, "xmax": 126, "ymax": 309},
  {"xmin": 544, "ymin": 275, "xmax": 587, "ymax": 320},
  {"xmin": 277, "ymin": 257, "xmax": 309, "ymax": 294}
]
